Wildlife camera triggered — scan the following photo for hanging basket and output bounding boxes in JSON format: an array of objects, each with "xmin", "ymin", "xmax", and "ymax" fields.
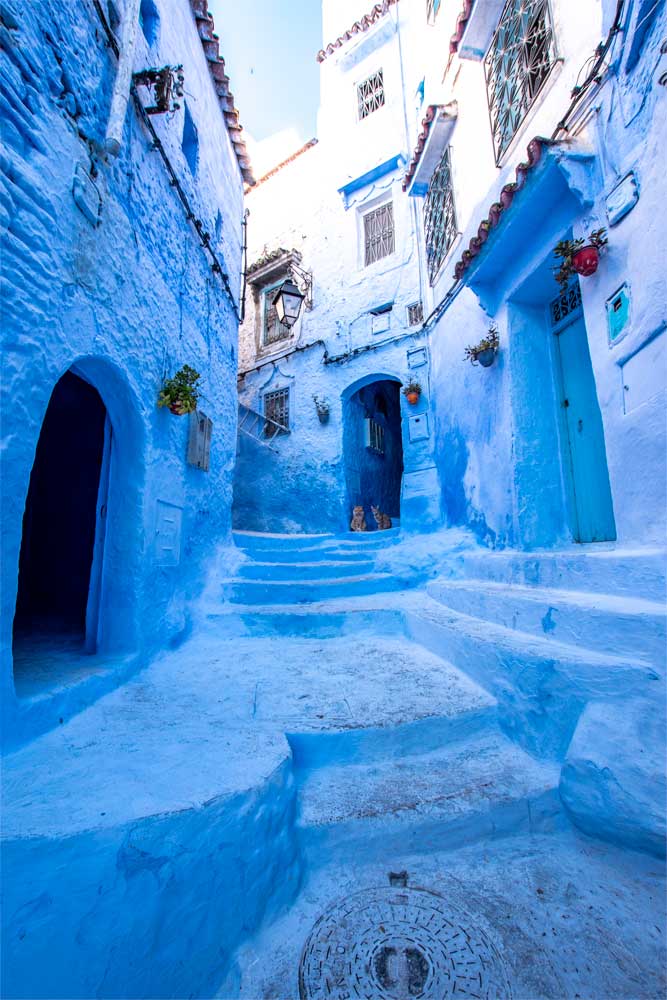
[{"xmin": 476, "ymin": 347, "xmax": 497, "ymax": 368}]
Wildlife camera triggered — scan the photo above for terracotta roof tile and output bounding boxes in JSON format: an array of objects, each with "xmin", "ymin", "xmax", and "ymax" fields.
[
  {"xmin": 246, "ymin": 139, "xmax": 319, "ymax": 194},
  {"xmin": 317, "ymin": 0, "xmax": 399, "ymax": 63},
  {"xmin": 402, "ymin": 104, "xmax": 440, "ymax": 191},
  {"xmin": 449, "ymin": 0, "xmax": 475, "ymax": 55},
  {"xmin": 453, "ymin": 137, "xmax": 549, "ymax": 280},
  {"xmin": 189, "ymin": 0, "xmax": 255, "ymax": 185}
]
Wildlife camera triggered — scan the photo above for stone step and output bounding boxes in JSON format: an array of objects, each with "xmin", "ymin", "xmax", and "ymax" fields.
[
  {"xmin": 457, "ymin": 547, "xmax": 666, "ymax": 602},
  {"xmin": 233, "ymin": 529, "xmax": 401, "ymax": 552},
  {"xmin": 296, "ymin": 732, "xmax": 562, "ymax": 864},
  {"xmin": 235, "ymin": 546, "xmax": 377, "ymax": 564},
  {"xmin": 405, "ymin": 596, "xmax": 660, "ymax": 759},
  {"xmin": 427, "ymin": 578, "xmax": 666, "ymax": 666},
  {"xmin": 237, "ymin": 559, "xmax": 377, "ymax": 581},
  {"xmin": 205, "ymin": 606, "xmax": 407, "ymax": 639},
  {"xmin": 222, "ymin": 573, "xmax": 404, "ymax": 605}
]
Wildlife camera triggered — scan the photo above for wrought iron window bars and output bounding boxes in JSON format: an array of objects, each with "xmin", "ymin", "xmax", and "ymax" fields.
[
  {"xmin": 484, "ymin": 0, "xmax": 557, "ymax": 163},
  {"xmin": 357, "ymin": 69, "xmax": 385, "ymax": 120},
  {"xmin": 424, "ymin": 147, "xmax": 457, "ymax": 285},
  {"xmin": 364, "ymin": 203, "xmax": 395, "ymax": 266}
]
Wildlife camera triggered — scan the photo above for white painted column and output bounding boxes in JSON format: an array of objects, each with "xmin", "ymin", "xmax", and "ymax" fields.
[{"xmin": 105, "ymin": 0, "xmax": 142, "ymax": 157}]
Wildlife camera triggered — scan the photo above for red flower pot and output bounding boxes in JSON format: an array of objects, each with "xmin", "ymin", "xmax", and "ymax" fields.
[
  {"xmin": 572, "ymin": 245, "xmax": 599, "ymax": 277},
  {"xmin": 169, "ymin": 401, "xmax": 187, "ymax": 415},
  {"xmin": 405, "ymin": 391, "xmax": 420, "ymax": 405}
]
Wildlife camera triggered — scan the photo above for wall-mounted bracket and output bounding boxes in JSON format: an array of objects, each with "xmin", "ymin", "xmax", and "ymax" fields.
[{"xmin": 132, "ymin": 65, "xmax": 184, "ymax": 114}]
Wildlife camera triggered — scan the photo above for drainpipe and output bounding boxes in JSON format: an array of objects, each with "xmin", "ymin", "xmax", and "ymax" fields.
[
  {"xmin": 105, "ymin": 0, "xmax": 142, "ymax": 157},
  {"xmin": 240, "ymin": 208, "xmax": 250, "ymax": 323}
]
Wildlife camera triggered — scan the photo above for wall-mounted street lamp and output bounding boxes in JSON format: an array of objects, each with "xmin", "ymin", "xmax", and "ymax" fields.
[{"xmin": 273, "ymin": 278, "xmax": 306, "ymax": 329}]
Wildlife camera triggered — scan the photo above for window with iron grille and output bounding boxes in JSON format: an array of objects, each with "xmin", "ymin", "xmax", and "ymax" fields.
[
  {"xmin": 357, "ymin": 69, "xmax": 385, "ymax": 120},
  {"xmin": 484, "ymin": 0, "xmax": 557, "ymax": 164},
  {"xmin": 426, "ymin": 0, "xmax": 441, "ymax": 23},
  {"xmin": 407, "ymin": 301, "xmax": 424, "ymax": 326},
  {"xmin": 423, "ymin": 146, "xmax": 457, "ymax": 284},
  {"xmin": 363, "ymin": 202, "xmax": 394, "ymax": 266},
  {"xmin": 365, "ymin": 417, "xmax": 385, "ymax": 455},
  {"xmin": 263, "ymin": 286, "xmax": 290, "ymax": 346},
  {"xmin": 263, "ymin": 387, "xmax": 289, "ymax": 435}
]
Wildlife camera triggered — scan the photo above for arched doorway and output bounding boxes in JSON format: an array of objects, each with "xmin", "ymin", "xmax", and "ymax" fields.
[
  {"xmin": 343, "ymin": 376, "xmax": 403, "ymax": 529},
  {"xmin": 13, "ymin": 370, "xmax": 109, "ymax": 675}
]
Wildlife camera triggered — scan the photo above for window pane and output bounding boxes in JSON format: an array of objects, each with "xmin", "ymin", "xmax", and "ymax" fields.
[
  {"xmin": 364, "ymin": 203, "xmax": 394, "ymax": 266},
  {"xmin": 423, "ymin": 147, "xmax": 457, "ymax": 284},
  {"xmin": 263, "ymin": 288, "xmax": 289, "ymax": 345},
  {"xmin": 484, "ymin": 0, "xmax": 556, "ymax": 162}
]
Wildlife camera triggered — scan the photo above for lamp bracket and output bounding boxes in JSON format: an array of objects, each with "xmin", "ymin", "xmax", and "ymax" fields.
[{"xmin": 288, "ymin": 261, "xmax": 313, "ymax": 311}]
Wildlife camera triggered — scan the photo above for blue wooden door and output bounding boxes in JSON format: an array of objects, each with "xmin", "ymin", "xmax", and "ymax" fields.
[{"xmin": 554, "ymin": 311, "xmax": 616, "ymax": 542}]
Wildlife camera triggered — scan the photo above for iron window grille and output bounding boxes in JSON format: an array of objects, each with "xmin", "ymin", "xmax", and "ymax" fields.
[
  {"xmin": 357, "ymin": 69, "xmax": 385, "ymax": 120},
  {"xmin": 366, "ymin": 417, "xmax": 385, "ymax": 455},
  {"xmin": 263, "ymin": 387, "xmax": 290, "ymax": 436},
  {"xmin": 407, "ymin": 302, "xmax": 424, "ymax": 326},
  {"xmin": 550, "ymin": 281, "xmax": 582, "ymax": 329},
  {"xmin": 484, "ymin": 0, "xmax": 557, "ymax": 164},
  {"xmin": 426, "ymin": 0, "xmax": 441, "ymax": 24},
  {"xmin": 423, "ymin": 146, "xmax": 457, "ymax": 284},
  {"xmin": 263, "ymin": 286, "xmax": 290, "ymax": 346},
  {"xmin": 363, "ymin": 202, "xmax": 395, "ymax": 266}
]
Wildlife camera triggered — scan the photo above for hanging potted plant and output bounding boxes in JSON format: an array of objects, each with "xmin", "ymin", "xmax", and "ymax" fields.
[
  {"xmin": 157, "ymin": 364, "xmax": 201, "ymax": 415},
  {"xmin": 313, "ymin": 395, "xmax": 330, "ymax": 424},
  {"xmin": 464, "ymin": 325, "xmax": 499, "ymax": 367},
  {"xmin": 553, "ymin": 228, "xmax": 608, "ymax": 287},
  {"xmin": 402, "ymin": 379, "xmax": 422, "ymax": 405}
]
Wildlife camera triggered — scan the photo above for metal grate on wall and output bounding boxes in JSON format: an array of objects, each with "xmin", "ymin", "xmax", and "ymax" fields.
[
  {"xmin": 263, "ymin": 387, "xmax": 290, "ymax": 435},
  {"xmin": 407, "ymin": 301, "xmax": 424, "ymax": 326},
  {"xmin": 263, "ymin": 288, "xmax": 290, "ymax": 345},
  {"xmin": 549, "ymin": 281, "xmax": 582, "ymax": 329},
  {"xmin": 484, "ymin": 0, "xmax": 557, "ymax": 163},
  {"xmin": 357, "ymin": 69, "xmax": 385, "ymax": 120},
  {"xmin": 424, "ymin": 146, "xmax": 457, "ymax": 284},
  {"xmin": 364, "ymin": 202, "xmax": 395, "ymax": 266}
]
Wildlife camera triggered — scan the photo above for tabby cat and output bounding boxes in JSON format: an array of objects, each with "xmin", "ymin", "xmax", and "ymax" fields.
[
  {"xmin": 371, "ymin": 505, "xmax": 392, "ymax": 530},
  {"xmin": 350, "ymin": 505, "xmax": 367, "ymax": 532}
]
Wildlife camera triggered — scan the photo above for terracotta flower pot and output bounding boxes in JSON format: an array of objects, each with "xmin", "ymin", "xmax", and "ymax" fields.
[
  {"xmin": 405, "ymin": 391, "xmax": 420, "ymax": 405},
  {"xmin": 572, "ymin": 245, "xmax": 599, "ymax": 277}
]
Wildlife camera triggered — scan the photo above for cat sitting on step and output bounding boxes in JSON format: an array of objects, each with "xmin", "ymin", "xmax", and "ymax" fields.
[
  {"xmin": 350, "ymin": 505, "xmax": 367, "ymax": 532},
  {"xmin": 371, "ymin": 505, "xmax": 392, "ymax": 530}
]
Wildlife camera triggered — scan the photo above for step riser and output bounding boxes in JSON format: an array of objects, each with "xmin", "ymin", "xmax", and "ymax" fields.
[
  {"xmin": 405, "ymin": 611, "xmax": 659, "ymax": 760},
  {"xmin": 428, "ymin": 583, "xmax": 667, "ymax": 666},
  {"xmin": 238, "ymin": 560, "xmax": 376, "ymax": 581},
  {"xmin": 457, "ymin": 553, "xmax": 666, "ymax": 602},
  {"xmin": 298, "ymin": 788, "xmax": 565, "ymax": 867},
  {"xmin": 234, "ymin": 530, "xmax": 400, "ymax": 552},
  {"xmin": 223, "ymin": 577, "xmax": 403, "ymax": 604},
  {"xmin": 235, "ymin": 548, "xmax": 376, "ymax": 564},
  {"xmin": 287, "ymin": 707, "xmax": 498, "ymax": 770},
  {"xmin": 205, "ymin": 609, "xmax": 407, "ymax": 639}
]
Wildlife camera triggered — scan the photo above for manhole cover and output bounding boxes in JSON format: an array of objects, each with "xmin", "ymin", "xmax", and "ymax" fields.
[{"xmin": 299, "ymin": 886, "xmax": 512, "ymax": 999}]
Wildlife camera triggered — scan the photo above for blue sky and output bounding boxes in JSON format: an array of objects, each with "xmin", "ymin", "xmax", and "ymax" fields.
[{"xmin": 208, "ymin": 0, "xmax": 322, "ymax": 145}]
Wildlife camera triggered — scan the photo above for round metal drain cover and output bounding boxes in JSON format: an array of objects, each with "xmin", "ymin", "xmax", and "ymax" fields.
[{"xmin": 299, "ymin": 885, "xmax": 512, "ymax": 999}]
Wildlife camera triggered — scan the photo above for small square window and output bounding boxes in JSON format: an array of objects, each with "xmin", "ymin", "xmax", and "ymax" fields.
[
  {"xmin": 263, "ymin": 387, "xmax": 290, "ymax": 436},
  {"xmin": 363, "ymin": 202, "xmax": 394, "ymax": 266},
  {"xmin": 357, "ymin": 70, "xmax": 385, "ymax": 120}
]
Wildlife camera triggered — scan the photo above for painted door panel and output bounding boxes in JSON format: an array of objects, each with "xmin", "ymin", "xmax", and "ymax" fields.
[{"xmin": 554, "ymin": 314, "xmax": 616, "ymax": 542}]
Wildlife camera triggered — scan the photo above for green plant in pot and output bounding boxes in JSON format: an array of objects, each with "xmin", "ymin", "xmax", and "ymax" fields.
[
  {"xmin": 402, "ymin": 379, "xmax": 422, "ymax": 405},
  {"xmin": 553, "ymin": 227, "xmax": 608, "ymax": 287},
  {"xmin": 464, "ymin": 325, "xmax": 499, "ymax": 367},
  {"xmin": 158, "ymin": 365, "xmax": 201, "ymax": 415}
]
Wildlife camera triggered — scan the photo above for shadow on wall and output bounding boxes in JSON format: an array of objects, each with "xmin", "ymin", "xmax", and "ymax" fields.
[{"xmin": 343, "ymin": 378, "xmax": 403, "ymax": 529}]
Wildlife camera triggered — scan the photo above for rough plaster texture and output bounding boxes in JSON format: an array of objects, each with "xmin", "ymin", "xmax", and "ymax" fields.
[{"xmin": 0, "ymin": 0, "xmax": 243, "ymax": 748}]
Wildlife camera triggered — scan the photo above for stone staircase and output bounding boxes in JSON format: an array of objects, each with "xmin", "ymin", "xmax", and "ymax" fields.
[{"xmin": 225, "ymin": 529, "xmax": 406, "ymax": 604}]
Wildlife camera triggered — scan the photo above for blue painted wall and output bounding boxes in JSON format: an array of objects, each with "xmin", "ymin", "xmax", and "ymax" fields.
[{"xmin": 0, "ymin": 0, "xmax": 243, "ymax": 749}]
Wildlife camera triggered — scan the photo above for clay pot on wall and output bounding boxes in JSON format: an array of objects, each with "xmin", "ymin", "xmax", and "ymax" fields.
[
  {"xmin": 405, "ymin": 391, "xmax": 420, "ymax": 405},
  {"xmin": 475, "ymin": 348, "xmax": 497, "ymax": 368},
  {"xmin": 572, "ymin": 245, "xmax": 600, "ymax": 277},
  {"xmin": 169, "ymin": 400, "xmax": 188, "ymax": 415}
]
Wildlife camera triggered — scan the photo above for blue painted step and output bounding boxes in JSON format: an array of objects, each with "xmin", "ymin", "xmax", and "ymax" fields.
[
  {"xmin": 296, "ymin": 731, "xmax": 562, "ymax": 865},
  {"xmin": 238, "ymin": 559, "xmax": 376, "ymax": 581},
  {"xmin": 223, "ymin": 573, "xmax": 404, "ymax": 605}
]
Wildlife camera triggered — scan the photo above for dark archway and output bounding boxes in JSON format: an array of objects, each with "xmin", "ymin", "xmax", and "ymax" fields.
[
  {"xmin": 343, "ymin": 377, "xmax": 403, "ymax": 529},
  {"xmin": 13, "ymin": 371, "xmax": 107, "ymax": 664}
]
